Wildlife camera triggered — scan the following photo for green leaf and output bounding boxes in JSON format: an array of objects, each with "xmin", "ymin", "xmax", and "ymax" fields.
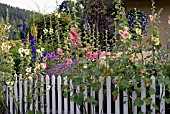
[
  {"xmin": 149, "ymin": 87, "xmax": 156, "ymax": 95},
  {"xmin": 134, "ymin": 97, "xmax": 144, "ymax": 107},
  {"xmin": 143, "ymin": 98, "xmax": 152, "ymax": 105},
  {"xmin": 28, "ymin": 110, "xmax": 34, "ymax": 114}
]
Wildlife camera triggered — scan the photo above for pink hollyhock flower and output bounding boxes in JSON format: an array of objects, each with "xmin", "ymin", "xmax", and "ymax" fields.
[
  {"xmin": 76, "ymin": 55, "xmax": 79, "ymax": 58},
  {"xmin": 105, "ymin": 52, "xmax": 110, "ymax": 58},
  {"xmin": 74, "ymin": 42, "xmax": 78, "ymax": 48},
  {"xmin": 57, "ymin": 48, "xmax": 64, "ymax": 56},
  {"xmin": 119, "ymin": 30, "xmax": 124, "ymax": 36},
  {"xmin": 168, "ymin": 19, "xmax": 170, "ymax": 25},
  {"xmin": 149, "ymin": 15, "xmax": 155, "ymax": 22},
  {"xmin": 46, "ymin": 63, "xmax": 48, "ymax": 68},
  {"xmin": 66, "ymin": 59, "xmax": 73, "ymax": 68},
  {"xmin": 89, "ymin": 53, "xmax": 96, "ymax": 59},
  {"xmin": 86, "ymin": 52, "xmax": 91, "ymax": 57},
  {"xmin": 71, "ymin": 27, "xmax": 80, "ymax": 42},
  {"xmin": 98, "ymin": 59, "xmax": 102, "ymax": 64},
  {"xmin": 129, "ymin": 54, "xmax": 135, "ymax": 61},
  {"xmin": 113, "ymin": 53, "xmax": 118, "ymax": 59},
  {"xmin": 77, "ymin": 42, "xmax": 81, "ymax": 45},
  {"xmin": 84, "ymin": 48, "xmax": 87, "ymax": 52},
  {"xmin": 123, "ymin": 31, "xmax": 131, "ymax": 39},
  {"xmin": 97, "ymin": 50, "xmax": 103, "ymax": 56}
]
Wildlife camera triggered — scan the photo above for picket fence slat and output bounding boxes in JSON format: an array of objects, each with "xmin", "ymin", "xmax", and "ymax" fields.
[
  {"xmin": 35, "ymin": 79, "xmax": 38, "ymax": 112},
  {"xmin": 52, "ymin": 75, "xmax": 56, "ymax": 114},
  {"xmin": 123, "ymin": 90, "xmax": 128, "ymax": 114},
  {"xmin": 150, "ymin": 75, "xmax": 156, "ymax": 114},
  {"xmin": 84, "ymin": 85, "xmax": 88, "ymax": 113},
  {"xmin": 115, "ymin": 84, "xmax": 120, "ymax": 114},
  {"xmin": 106, "ymin": 76, "xmax": 111, "ymax": 114},
  {"xmin": 70, "ymin": 80, "xmax": 74, "ymax": 114},
  {"xmin": 29, "ymin": 78, "xmax": 33, "ymax": 110},
  {"xmin": 46, "ymin": 76, "xmax": 50, "ymax": 114},
  {"xmin": 24, "ymin": 80, "xmax": 28, "ymax": 113},
  {"xmin": 132, "ymin": 78, "xmax": 137, "ymax": 114},
  {"xmin": 82, "ymin": 78, "xmax": 88, "ymax": 113},
  {"xmin": 76, "ymin": 85, "xmax": 81, "ymax": 114},
  {"xmin": 10, "ymin": 91, "xmax": 13, "ymax": 114},
  {"xmin": 6, "ymin": 86, "xmax": 8, "ymax": 109},
  {"xmin": 160, "ymin": 84, "xmax": 165, "ymax": 114},
  {"xmin": 141, "ymin": 76, "xmax": 146, "ymax": 114},
  {"xmin": 64, "ymin": 77, "xmax": 68, "ymax": 114},
  {"xmin": 91, "ymin": 82, "xmax": 95, "ymax": 113},
  {"xmin": 19, "ymin": 74, "xmax": 22, "ymax": 113},
  {"xmin": 57, "ymin": 76, "xmax": 62, "ymax": 114},
  {"xmin": 40, "ymin": 76, "xmax": 44, "ymax": 113},
  {"xmin": 99, "ymin": 76, "xmax": 103, "ymax": 114},
  {"xmin": 14, "ymin": 78, "xmax": 18, "ymax": 113}
]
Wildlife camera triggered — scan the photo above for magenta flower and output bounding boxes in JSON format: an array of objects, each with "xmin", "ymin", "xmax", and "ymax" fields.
[{"xmin": 57, "ymin": 48, "xmax": 64, "ymax": 56}]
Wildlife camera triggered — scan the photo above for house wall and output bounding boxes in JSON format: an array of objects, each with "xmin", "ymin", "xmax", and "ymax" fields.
[{"xmin": 124, "ymin": 0, "xmax": 170, "ymax": 48}]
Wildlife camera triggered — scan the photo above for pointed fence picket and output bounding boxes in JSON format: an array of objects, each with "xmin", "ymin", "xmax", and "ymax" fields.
[
  {"xmin": 46, "ymin": 76, "xmax": 50, "ymax": 114},
  {"xmin": 51, "ymin": 75, "xmax": 56, "ymax": 114},
  {"xmin": 106, "ymin": 76, "xmax": 111, "ymax": 114},
  {"xmin": 70, "ymin": 80, "xmax": 74, "ymax": 114},
  {"xmin": 5, "ymin": 75, "xmax": 166, "ymax": 114},
  {"xmin": 57, "ymin": 76, "xmax": 62, "ymax": 114},
  {"xmin": 151, "ymin": 75, "xmax": 156, "ymax": 114}
]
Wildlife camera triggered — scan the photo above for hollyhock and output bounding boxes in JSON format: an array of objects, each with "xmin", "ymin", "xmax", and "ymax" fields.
[
  {"xmin": 119, "ymin": 30, "xmax": 124, "ymax": 37},
  {"xmin": 129, "ymin": 54, "xmax": 135, "ymax": 61},
  {"xmin": 66, "ymin": 58, "xmax": 73, "ymax": 68},
  {"xmin": 97, "ymin": 50, "xmax": 103, "ymax": 56},
  {"xmin": 149, "ymin": 15, "xmax": 156, "ymax": 22},
  {"xmin": 168, "ymin": 19, "xmax": 170, "ymax": 25},
  {"xmin": 57, "ymin": 48, "xmax": 64, "ymax": 56},
  {"xmin": 105, "ymin": 52, "xmax": 110, "ymax": 59},
  {"xmin": 113, "ymin": 53, "xmax": 118, "ymax": 59}
]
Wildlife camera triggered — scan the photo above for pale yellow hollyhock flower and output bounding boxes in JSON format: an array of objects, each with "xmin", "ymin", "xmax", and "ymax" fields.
[
  {"xmin": 43, "ymin": 28, "xmax": 48, "ymax": 35},
  {"xmin": 49, "ymin": 28, "xmax": 54, "ymax": 35},
  {"xmin": 55, "ymin": 13, "xmax": 60, "ymax": 18},
  {"xmin": 135, "ymin": 28, "xmax": 142, "ymax": 35},
  {"xmin": 18, "ymin": 48, "xmax": 24, "ymax": 54},
  {"xmin": 40, "ymin": 63, "xmax": 46, "ymax": 69},
  {"xmin": 154, "ymin": 38, "xmax": 160, "ymax": 45},
  {"xmin": 35, "ymin": 63, "xmax": 40, "ymax": 69},
  {"xmin": 24, "ymin": 49, "xmax": 30, "ymax": 55},
  {"xmin": 1, "ymin": 43, "xmax": 11, "ymax": 52},
  {"xmin": 26, "ymin": 67, "xmax": 32, "ymax": 73}
]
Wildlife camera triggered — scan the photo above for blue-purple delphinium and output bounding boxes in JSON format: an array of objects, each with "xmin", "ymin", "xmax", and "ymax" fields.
[
  {"xmin": 30, "ymin": 35, "xmax": 36, "ymax": 61},
  {"xmin": 22, "ymin": 20, "xmax": 27, "ymax": 46}
]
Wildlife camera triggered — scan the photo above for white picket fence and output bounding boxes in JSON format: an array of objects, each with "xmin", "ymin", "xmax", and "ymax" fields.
[{"xmin": 6, "ymin": 75, "xmax": 165, "ymax": 114}]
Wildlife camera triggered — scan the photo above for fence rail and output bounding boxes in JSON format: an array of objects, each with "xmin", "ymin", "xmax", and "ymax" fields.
[{"xmin": 6, "ymin": 75, "xmax": 166, "ymax": 114}]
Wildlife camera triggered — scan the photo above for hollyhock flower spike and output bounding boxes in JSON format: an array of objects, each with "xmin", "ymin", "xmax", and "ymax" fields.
[{"xmin": 57, "ymin": 48, "xmax": 64, "ymax": 56}]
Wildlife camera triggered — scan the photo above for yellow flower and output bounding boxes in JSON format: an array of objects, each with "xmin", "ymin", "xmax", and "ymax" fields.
[
  {"xmin": 1, "ymin": 43, "xmax": 11, "ymax": 52},
  {"xmin": 55, "ymin": 13, "xmax": 60, "ymax": 18},
  {"xmin": 135, "ymin": 28, "xmax": 142, "ymax": 35},
  {"xmin": 24, "ymin": 49, "xmax": 30, "ymax": 55},
  {"xmin": 18, "ymin": 48, "xmax": 24, "ymax": 54},
  {"xmin": 49, "ymin": 28, "xmax": 54, "ymax": 35},
  {"xmin": 151, "ymin": 35, "xmax": 160, "ymax": 45},
  {"xmin": 26, "ymin": 67, "xmax": 32, "ymax": 73},
  {"xmin": 43, "ymin": 28, "xmax": 48, "ymax": 35},
  {"xmin": 40, "ymin": 63, "xmax": 46, "ymax": 69}
]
